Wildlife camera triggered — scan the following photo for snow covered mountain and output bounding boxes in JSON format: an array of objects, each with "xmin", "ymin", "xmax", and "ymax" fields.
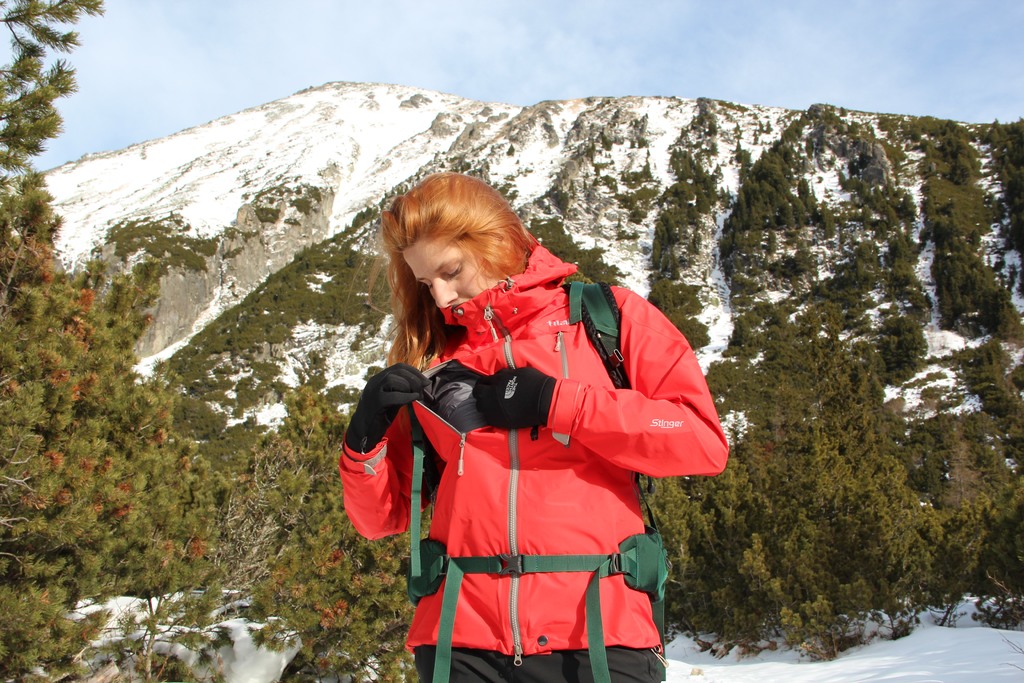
[
  {"xmin": 47, "ymin": 83, "xmax": 522, "ymax": 359},
  {"xmin": 43, "ymin": 81, "xmax": 1024, "ymax": 455},
  {"xmin": 44, "ymin": 82, "xmax": 787, "ymax": 365}
]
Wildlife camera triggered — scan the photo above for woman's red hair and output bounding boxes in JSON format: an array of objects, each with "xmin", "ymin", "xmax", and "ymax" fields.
[{"xmin": 380, "ymin": 173, "xmax": 537, "ymax": 367}]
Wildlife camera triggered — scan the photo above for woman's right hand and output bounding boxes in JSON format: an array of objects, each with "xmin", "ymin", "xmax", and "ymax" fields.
[{"xmin": 344, "ymin": 363, "xmax": 430, "ymax": 453}]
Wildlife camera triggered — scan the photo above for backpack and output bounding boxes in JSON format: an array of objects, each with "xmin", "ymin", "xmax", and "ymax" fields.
[{"xmin": 406, "ymin": 281, "xmax": 669, "ymax": 683}]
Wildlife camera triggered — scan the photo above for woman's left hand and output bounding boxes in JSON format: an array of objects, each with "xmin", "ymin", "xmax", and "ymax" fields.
[{"xmin": 473, "ymin": 366, "xmax": 555, "ymax": 429}]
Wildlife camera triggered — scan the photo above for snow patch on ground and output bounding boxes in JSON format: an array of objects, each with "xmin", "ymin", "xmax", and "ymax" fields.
[{"xmin": 74, "ymin": 597, "xmax": 1023, "ymax": 683}]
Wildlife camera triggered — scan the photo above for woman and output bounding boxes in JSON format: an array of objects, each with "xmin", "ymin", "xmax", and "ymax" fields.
[{"xmin": 340, "ymin": 173, "xmax": 728, "ymax": 682}]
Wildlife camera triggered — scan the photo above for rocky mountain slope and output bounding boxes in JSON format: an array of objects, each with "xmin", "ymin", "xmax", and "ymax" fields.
[{"xmin": 44, "ymin": 81, "xmax": 1024, "ymax": 465}]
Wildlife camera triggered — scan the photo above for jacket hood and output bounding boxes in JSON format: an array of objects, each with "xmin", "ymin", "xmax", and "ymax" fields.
[{"xmin": 440, "ymin": 244, "xmax": 577, "ymax": 332}]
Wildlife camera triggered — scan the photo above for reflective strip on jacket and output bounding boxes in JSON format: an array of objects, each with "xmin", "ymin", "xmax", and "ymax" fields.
[{"xmin": 339, "ymin": 245, "xmax": 728, "ymax": 656}]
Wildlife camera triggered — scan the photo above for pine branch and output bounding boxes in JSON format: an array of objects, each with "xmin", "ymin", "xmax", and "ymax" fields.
[
  {"xmin": 0, "ymin": 517, "xmax": 29, "ymax": 529},
  {"xmin": 2, "ymin": 432, "xmax": 39, "ymax": 469}
]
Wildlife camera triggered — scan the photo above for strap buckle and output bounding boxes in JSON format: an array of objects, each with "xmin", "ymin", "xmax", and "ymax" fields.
[{"xmin": 497, "ymin": 553, "xmax": 524, "ymax": 576}]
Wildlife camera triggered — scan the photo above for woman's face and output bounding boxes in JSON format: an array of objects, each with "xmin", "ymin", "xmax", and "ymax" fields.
[{"xmin": 403, "ymin": 237, "xmax": 500, "ymax": 309}]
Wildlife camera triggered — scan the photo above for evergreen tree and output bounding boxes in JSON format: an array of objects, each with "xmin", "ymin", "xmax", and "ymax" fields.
[
  {"xmin": 0, "ymin": 0, "xmax": 104, "ymax": 175},
  {"xmin": 1, "ymin": 231, "xmax": 220, "ymax": 678},
  {"xmin": 1, "ymin": 3, "xmax": 225, "ymax": 678},
  {"xmin": 0, "ymin": 174, "xmax": 114, "ymax": 676},
  {"xmin": 976, "ymin": 478, "xmax": 1024, "ymax": 628},
  {"xmin": 673, "ymin": 305, "xmax": 935, "ymax": 658},
  {"xmin": 228, "ymin": 387, "xmax": 412, "ymax": 681},
  {"xmin": 0, "ymin": 4, "xmax": 113, "ymax": 666}
]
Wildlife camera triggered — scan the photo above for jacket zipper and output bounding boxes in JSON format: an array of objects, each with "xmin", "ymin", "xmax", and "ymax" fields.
[
  {"xmin": 484, "ymin": 303, "xmax": 524, "ymax": 664},
  {"xmin": 508, "ymin": 426, "xmax": 523, "ymax": 665},
  {"xmin": 552, "ymin": 331, "xmax": 571, "ymax": 446},
  {"xmin": 483, "ymin": 304, "xmax": 515, "ymax": 367},
  {"xmin": 457, "ymin": 433, "xmax": 467, "ymax": 476},
  {"xmin": 557, "ymin": 331, "xmax": 569, "ymax": 378},
  {"xmin": 483, "ymin": 305, "xmax": 499, "ymax": 342}
]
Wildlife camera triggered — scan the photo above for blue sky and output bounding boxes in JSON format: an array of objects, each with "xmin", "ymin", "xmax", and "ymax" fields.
[{"xmin": 34, "ymin": 0, "xmax": 1024, "ymax": 171}]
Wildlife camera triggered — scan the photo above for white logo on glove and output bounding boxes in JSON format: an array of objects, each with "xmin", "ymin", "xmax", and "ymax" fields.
[{"xmin": 504, "ymin": 376, "xmax": 518, "ymax": 399}]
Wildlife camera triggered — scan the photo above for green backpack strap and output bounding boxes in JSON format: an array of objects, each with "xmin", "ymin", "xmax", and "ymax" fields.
[
  {"xmin": 408, "ymin": 406, "xmax": 426, "ymax": 594},
  {"xmin": 566, "ymin": 281, "xmax": 629, "ymax": 390},
  {"xmin": 567, "ymin": 280, "xmax": 585, "ymax": 326}
]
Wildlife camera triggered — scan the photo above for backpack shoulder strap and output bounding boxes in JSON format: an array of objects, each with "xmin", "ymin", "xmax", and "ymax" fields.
[
  {"xmin": 565, "ymin": 281, "xmax": 630, "ymax": 390},
  {"xmin": 408, "ymin": 406, "xmax": 428, "ymax": 587}
]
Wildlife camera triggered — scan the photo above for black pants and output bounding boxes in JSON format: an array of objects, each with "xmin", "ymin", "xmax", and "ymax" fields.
[{"xmin": 414, "ymin": 646, "xmax": 663, "ymax": 682}]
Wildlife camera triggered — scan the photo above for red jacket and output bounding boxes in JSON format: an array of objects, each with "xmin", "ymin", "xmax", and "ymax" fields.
[{"xmin": 340, "ymin": 245, "xmax": 728, "ymax": 657}]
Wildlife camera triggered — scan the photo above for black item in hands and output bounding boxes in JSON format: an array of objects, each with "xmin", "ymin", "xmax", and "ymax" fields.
[
  {"xmin": 421, "ymin": 361, "xmax": 489, "ymax": 433},
  {"xmin": 346, "ymin": 363, "xmax": 430, "ymax": 453},
  {"xmin": 472, "ymin": 366, "xmax": 555, "ymax": 430}
]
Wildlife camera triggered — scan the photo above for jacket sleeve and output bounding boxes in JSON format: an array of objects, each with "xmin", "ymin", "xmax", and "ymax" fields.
[
  {"xmin": 547, "ymin": 288, "xmax": 728, "ymax": 477},
  {"xmin": 338, "ymin": 408, "xmax": 416, "ymax": 540}
]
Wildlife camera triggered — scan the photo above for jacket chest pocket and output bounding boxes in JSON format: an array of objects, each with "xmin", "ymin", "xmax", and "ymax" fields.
[
  {"xmin": 412, "ymin": 403, "xmax": 467, "ymax": 474},
  {"xmin": 503, "ymin": 330, "xmax": 574, "ymax": 379},
  {"xmin": 514, "ymin": 327, "xmax": 611, "ymax": 388}
]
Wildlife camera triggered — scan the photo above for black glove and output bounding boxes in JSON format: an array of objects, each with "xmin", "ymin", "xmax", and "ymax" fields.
[
  {"xmin": 472, "ymin": 366, "xmax": 555, "ymax": 430},
  {"xmin": 345, "ymin": 363, "xmax": 430, "ymax": 453}
]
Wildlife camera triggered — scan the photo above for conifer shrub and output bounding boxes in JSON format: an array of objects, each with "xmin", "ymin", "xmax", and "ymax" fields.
[
  {"xmin": 720, "ymin": 125, "xmax": 817, "ymax": 283},
  {"xmin": 1, "ymin": 227, "xmax": 221, "ymax": 679},
  {"xmin": 646, "ymin": 279, "xmax": 709, "ymax": 348},
  {"xmin": 175, "ymin": 393, "xmax": 229, "ymax": 442},
  {"xmin": 911, "ymin": 120, "xmax": 1022, "ymax": 338},
  {"xmin": 0, "ymin": 3, "xmax": 228, "ymax": 673},
  {"xmin": 876, "ymin": 310, "xmax": 927, "ymax": 384},
  {"xmin": 666, "ymin": 303, "xmax": 937, "ymax": 658},
  {"xmin": 922, "ymin": 496, "xmax": 990, "ymax": 625},
  {"xmin": 225, "ymin": 387, "xmax": 413, "ymax": 681},
  {"xmin": 653, "ymin": 445, "xmax": 766, "ymax": 645},
  {"xmin": 107, "ymin": 214, "xmax": 218, "ymax": 274},
  {"xmin": 959, "ymin": 341, "xmax": 1024, "ymax": 420},
  {"xmin": 985, "ymin": 121, "xmax": 1024, "ymax": 256},
  {"xmin": 882, "ymin": 230, "xmax": 929, "ymax": 315},
  {"xmin": 246, "ymin": 181, "xmax": 326, "ymax": 223},
  {"xmin": 650, "ymin": 148, "xmax": 720, "ymax": 279},
  {"xmin": 974, "ymin": 479, "xmax": 1024, "ymax": 629},
  {"xmin": 529, "ymin": 217, "xmax": 623, "ymax": 285},
  {"xmin": 615, "ymin": 184, "xmax": 659, "ymax": 223},
  {"xmin": 290, "ymin": 184, "xmax": 324, "ymax": 215}
]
